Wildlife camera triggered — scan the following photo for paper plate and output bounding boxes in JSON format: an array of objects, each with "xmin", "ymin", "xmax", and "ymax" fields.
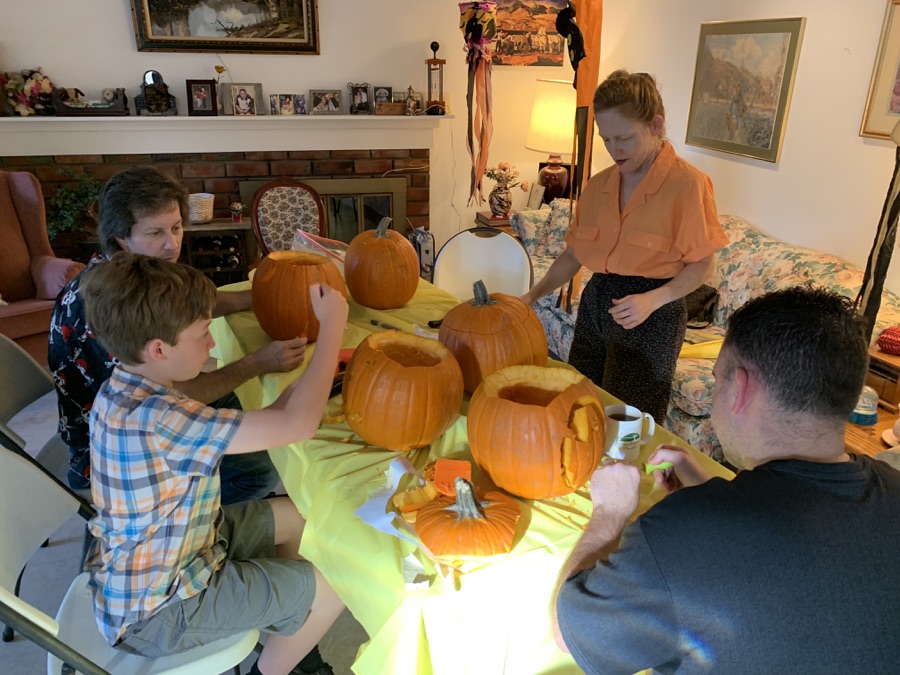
[{"xmin": 881, "ymin": 429, "xmax": 899, "ymax": 447}]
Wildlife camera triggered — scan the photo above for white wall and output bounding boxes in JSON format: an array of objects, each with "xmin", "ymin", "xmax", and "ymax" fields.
[{"xmin": 2, "ymin": 0, "xmax": 898, "ymax": 290}]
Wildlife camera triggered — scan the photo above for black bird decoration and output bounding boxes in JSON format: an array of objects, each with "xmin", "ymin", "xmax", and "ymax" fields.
[{"xmin": 556, "ymin": 1, "xmax": 586, "ymax": 88}]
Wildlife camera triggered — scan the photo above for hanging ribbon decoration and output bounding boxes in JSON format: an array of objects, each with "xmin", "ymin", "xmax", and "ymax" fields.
[
  {"xmin": 459, "ymin": 1, "xmax": 498, "ymax": 206},
  {"xmin": 856, "ymin": 141, "xmax": 900, "ymax": 343}
]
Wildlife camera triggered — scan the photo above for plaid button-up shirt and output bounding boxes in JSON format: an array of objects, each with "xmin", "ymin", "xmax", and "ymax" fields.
[{"xmin": 85, "ymin": 366, "xmax": 242, "ymax": 645}]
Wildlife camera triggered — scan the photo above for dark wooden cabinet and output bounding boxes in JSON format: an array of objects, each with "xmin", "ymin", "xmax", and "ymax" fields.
[{"xmin": 181, "ymin": 219, "xmax": 258, "ymax": 286}]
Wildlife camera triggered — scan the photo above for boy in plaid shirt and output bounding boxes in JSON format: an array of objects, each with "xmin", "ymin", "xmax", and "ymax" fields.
[{"xmin": 81, "ymin": 253, "xmax": 347, "ymax": 675}]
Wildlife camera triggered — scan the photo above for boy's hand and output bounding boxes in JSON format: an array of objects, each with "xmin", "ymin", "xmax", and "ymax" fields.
[
  {"xmin": 648, "ymin": 444, "xmax": 713, "ymax": 493},
  {"xmin": 251, "ymin": 336, "xmax": 307, "ymax": 373},
  {"xmin": 309, "ymin": 284, "xmax": 349, "ymax": 335}
]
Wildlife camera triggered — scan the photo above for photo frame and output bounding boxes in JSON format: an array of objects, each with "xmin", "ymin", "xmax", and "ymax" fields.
[
  {"xmin": 526, "ymin": 182, "xmax": 546, "ymax": 210},
  {"xmin": 862, "ymin": 0, "xmax": 900, "ymax": 138},
  {"xmin": 221, "ymin": 83, "xmax": 263, "ymax": 116},
  {"xmin": 347, "ymin": 82, "xmax": 373, "ymax": 115},
  {"xmin": 128, "ymin": 0, "xmax": 319, "ymax": 54},
  {"xmin": 309, "ymin": 89, "xmax": 342, "ymax": 115},
  {"xmin": 373, "ymin": 86, "xmax": 393, "ymax": 104},
  {"xmin": 685, "ymin": 17, "xmax": 806, "ymax": 163},
  {"xmin": 270, "ymin": 93, "xmax": 307, "ymax": 115},
  {"xmin": 186, "ymin": 79, "xmax": 217, "ymax": 116}
]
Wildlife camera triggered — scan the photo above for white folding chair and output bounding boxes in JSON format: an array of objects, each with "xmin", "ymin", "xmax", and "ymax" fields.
[
  {"xmin": 432, "ymin": 227, "xmax": 534, "ymax": 301},
  {"xmin": 0, "ymin": 446, "xmax": 259, "ymax": 675}
]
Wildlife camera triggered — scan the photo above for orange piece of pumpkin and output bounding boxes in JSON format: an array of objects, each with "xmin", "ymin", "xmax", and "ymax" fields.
[
  {"xmin": 432, "ymin": 458, "xmax": 472, "ymax": 496},
  {"xmin": 391, "ymin": 480, "xmax": 439, "ymax": 513}
]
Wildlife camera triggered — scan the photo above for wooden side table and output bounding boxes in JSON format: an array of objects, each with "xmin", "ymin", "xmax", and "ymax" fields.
[
  {"xmin": 844, "ymin": 407, "xmax": 897, "ymax": 457},
  {"xmin": 475, "ymin": 211, "xmax": 517, "ymax": 238}
]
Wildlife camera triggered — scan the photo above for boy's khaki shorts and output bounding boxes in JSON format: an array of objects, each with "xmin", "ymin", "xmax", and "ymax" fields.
[{"xmin": 118, "ymin": 500, "xmax": 315, "ymax": 657}]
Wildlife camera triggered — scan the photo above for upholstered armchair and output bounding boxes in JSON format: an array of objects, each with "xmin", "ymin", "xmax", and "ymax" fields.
[{"xmin": 0, "ymin": 171, "xmax": 84, "ymax": 365}]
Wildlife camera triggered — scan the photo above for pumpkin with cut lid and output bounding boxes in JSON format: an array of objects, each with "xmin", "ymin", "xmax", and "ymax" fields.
[
  {"xmin": 342, "ymin": 331, "xmax": 464, "ymax": 451},
  {"xmin": 467, "ymin": 365, "xmax": 606, "ymax": 499},
  {"xmin": 438, "ymin": 280, "xmax": 547, "ymax": 393},
  {"xmin": 252, "ymin": 250, "xmax": 347, "ymax": 342}
]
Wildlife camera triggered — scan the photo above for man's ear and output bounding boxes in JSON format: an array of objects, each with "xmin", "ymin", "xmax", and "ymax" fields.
[{"xmin": 731, "ymin": 366, "xmax": 757, "ymax": 415}]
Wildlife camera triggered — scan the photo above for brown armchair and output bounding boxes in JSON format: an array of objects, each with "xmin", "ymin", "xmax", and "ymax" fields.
[{"xmin": 0, "ymin": 171, "xmax": 85, "ymax": 366}]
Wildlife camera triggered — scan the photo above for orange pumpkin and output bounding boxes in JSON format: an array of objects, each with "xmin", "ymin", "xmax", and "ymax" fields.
[
  {"xmin": 252, "ymin": 251, "xmax": 348, "ymax": 342},
  {"xmin": 439, "ymin": 280, "xmax": 547, "ymax": 393},
  {"xmin": 344, "ymin": 217, "xmax": 420, "ymax": 309},
  {"xmin": 416, "ymin": 477, "xmax": 520, "ymax": 561},
  {"xmin": 342, "ymin": 331, "xmax": 464, "ymax": 451},
  {"xmin": 467, "ymin": 365, "xmax": 606, "ymax": 499}
]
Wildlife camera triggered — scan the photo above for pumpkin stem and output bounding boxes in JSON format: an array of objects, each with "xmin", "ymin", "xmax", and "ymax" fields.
[
  {"xmin": 375, "ymin": 217, "xmax": 393, "ymax": 238},
  {"xmin": 471, "ymin": 279, "xmax": 496, "ymax": 307},
  {"xmin": 449, "ymin": 477, "xmax": 486, "ymax": 520}
]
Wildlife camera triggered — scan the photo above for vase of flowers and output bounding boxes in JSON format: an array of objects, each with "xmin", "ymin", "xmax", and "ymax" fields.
[
  {"xmin": 486, "ymin": 162, "xmax": 528, "ymax": 218},
  {"xmin": 0, "ymin": 68, "xmax": 56, "ymax": 116}
]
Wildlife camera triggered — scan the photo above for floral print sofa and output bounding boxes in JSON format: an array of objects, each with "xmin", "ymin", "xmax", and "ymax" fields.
[{"xmin": 512, "ymin": 207, "xmax": 900, "ymax": 461}]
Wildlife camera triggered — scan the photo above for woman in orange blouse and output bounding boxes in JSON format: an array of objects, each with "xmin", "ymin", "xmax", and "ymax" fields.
[{"xmin": 522, "ymin": 71, "xmax": 729, "ymax": 422}]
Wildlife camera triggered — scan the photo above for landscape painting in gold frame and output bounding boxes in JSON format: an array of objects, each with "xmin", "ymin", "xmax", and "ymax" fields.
[
  {"xmin": 685, "ymin": 17, "xmax": 805, "ymax": 163},
  {"xmin": 129, "ymin": 0, "xmax": 319, "ymax": 55},
  {"xmin": 862, "ymin": 0, "xmax": 900, "ymax": 139}
]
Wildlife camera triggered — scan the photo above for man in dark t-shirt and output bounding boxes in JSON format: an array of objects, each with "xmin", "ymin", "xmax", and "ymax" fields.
[{"xmin": 553, "ymin": 287, "xmax": 900, "ymax": 674}]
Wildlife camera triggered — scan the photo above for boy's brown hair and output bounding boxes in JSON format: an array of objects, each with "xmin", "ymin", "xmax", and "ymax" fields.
[{"xmin": 82, "ymin": 252, "xmax": 216, "ymax": 365}]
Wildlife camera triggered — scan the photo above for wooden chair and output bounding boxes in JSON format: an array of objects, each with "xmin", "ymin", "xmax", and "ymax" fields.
[{"xmin": 251, "ymin": 179, "xmax": 326, "ymax": 254}]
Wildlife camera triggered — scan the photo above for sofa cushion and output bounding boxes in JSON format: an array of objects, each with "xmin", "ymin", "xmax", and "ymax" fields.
[
  {"xmin": 31, "ymin": 255, "xmax": 84, "ymax": 300},
  {"xmin": 510, "ymin": 206, "xmax": 550, "ymax": 257},
  {"xmin": 544, "ymin": 198, "xmax": 574, "ymax": 257}
]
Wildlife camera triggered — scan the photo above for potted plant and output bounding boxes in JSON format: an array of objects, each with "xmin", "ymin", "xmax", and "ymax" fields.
[{"xmin": 47, "ymin": 169, "xmax": 103, "ymax": 259}]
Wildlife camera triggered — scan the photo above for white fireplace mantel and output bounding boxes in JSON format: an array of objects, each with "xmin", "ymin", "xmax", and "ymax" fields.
[{"xmin": 0, "ymin": 115, "xmax": 451, "ymax": 156}]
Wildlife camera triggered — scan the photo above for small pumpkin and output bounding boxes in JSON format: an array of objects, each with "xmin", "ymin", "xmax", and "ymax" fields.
[
  {"xmin": 467, "ymin": 364, "xmax": 606, "ymax": 499},
  {"xmin": 252, "ymin": 250, "xmax": 348, "ymax": 342},
  {"xmin": 439, "ymin": 280, "xmax": 548, "ymax": 393},
  {"xmin": 342, "ymin": 331, "xmax": 464, "ymax": 451},
  {"xmin": 344, "ymin": 217, "xmax": 420, "ymax": 309},
  {"xmin": 416, "ymin": 477, "xmax": 520, "ymax": 561}
]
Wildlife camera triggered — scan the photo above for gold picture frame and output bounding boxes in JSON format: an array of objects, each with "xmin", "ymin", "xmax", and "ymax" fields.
[
  {"xmin": 862, "ymin": 0, "xmax": 900, "ymax": 139},
  {"xmin": 129, "ymin": 0, "xmax": 319, "ymax": 55},
  {"xmin": 685, "ymin": 17, "xmax": 806, "ymax": 163}
]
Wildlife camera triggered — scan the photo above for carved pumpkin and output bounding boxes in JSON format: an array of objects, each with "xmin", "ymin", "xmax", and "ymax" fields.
[
  {"xmin": 439, "ymin": 280, "xmax": 548, "ymax": 393},
  {"xmin": 342, "ymin": 331, "xmax": 464, "ymax": 451},
  {"xmin": 345, "ymin": 217, "xmax": 420, "ymax": 309},
  {"xmin": 416, "ymin": 477, "xmax": 520, "ymax": 561},
  {"xmin": 252, "ymin": 251, "xmax": 348, "ymax": 342},
  {"xmin": 467, "ymin": 365, "xmax": 606, "ymax": 499}
]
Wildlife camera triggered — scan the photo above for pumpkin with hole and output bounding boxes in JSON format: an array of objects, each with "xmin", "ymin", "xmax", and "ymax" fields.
[
  {"xmin": 342, "ymin": 331, "xmax": 464, "ymax": 451},
  {"xmin": 251, "ymin": 251, "xmax": 348, "ymax": 342},
  {"xmin": 416, "ymin": 477, "xmax": 520, "ymax": 562},
  {"xmin": 439, "ymin": 280, "xmax": 547, "ymax": 393},
  {"xmin": 467, "ymin": 364, "xmax": 606, "ymax": 499},
  {"xmin": 345, "ymin": 217, "xmax": 420, "ymax": 309}
]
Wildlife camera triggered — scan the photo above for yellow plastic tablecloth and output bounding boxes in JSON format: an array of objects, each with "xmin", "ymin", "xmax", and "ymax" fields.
[{"xmin": 211, "ymin": 279, "xmax": 734, "ymax": 675}]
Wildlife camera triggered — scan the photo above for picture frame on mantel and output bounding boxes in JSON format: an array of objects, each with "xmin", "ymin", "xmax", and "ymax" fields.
[
  {"xmin": 129, "ymin": 0, "xmax": 319, "ymax": 55},
  {"xmin": 685, "ymin": 17, "xmax": 805, "ymax": 163},
  {"xmin": 186, "ymin": 79, "xmax": 217, "ymax": 116},
  {"xmin": 862, "ymin": 0, "xmax": 900, "ymax": 139}
]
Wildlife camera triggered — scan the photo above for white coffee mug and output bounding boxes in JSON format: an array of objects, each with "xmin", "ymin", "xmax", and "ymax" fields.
[{"xmin": 605, "ymin": 404, "xmax": 655, "ymax": 462}]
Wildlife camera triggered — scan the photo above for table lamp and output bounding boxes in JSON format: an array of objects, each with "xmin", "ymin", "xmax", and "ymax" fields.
[{"xmin": 525, "ymin": 78, "xmax": 577, "ymax": 203}]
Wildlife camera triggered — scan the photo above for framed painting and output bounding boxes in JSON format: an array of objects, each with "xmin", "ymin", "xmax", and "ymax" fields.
[
  {"xmin": 129, "ymin": 0, "xmax": 319, "ymax": 54},
  {"xmin": 862, "ymin": 0, "xmax": 900, "ymax": 139},
  {"xmin": 685, "ymin": 17, "xmax": 806, "ymax": 163},
  {"xmin": 492, "ymin": 0, "xmax": 566, "ymax": 67},
  {"xmin": 220, "ymin": 83, "xmax": 263, "ymax": 116},
  {"xmin": 186, "ymin": 79, "xmax": 217, "ymax": 116},
  {"xmin": 310, "ymin": 89, "xmax": 342, "ymax": 115}
]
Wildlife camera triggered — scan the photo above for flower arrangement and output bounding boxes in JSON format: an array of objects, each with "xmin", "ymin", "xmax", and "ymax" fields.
[
  {"xmin": 485, "ymin": 162, "xmax": 529, "ymax": 193},
  {"xmin": 0, "ymin": 67, "xmax": 56, "ymax": 116}
]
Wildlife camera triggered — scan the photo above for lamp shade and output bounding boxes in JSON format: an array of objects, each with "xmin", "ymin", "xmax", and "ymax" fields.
[{"xmin": 525, "ymin": 79, "xmax": 577, "ymax": 155}]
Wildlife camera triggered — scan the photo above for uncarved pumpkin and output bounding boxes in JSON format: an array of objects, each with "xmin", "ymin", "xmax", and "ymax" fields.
[
  {"xmin": 416, "ymin": 477, "xmax": 520, "ymax": 561},
  {"xmin": 439, "ymin": 280, "xmax": 547, "ymax": 393},
  {"xmin": 252, "ymin": 251, "xmax": 348, "ymax": 342},
  {"xmin": 342, "ymin": 330, "xmax": 464, "ymax": 451},
  {"xmin": 467, "ymin": 365, "xmax": 606, "ymax": 499},
  {"xmin": 345, "ymin": 217, "xmax": 420, "ymax": 309}
]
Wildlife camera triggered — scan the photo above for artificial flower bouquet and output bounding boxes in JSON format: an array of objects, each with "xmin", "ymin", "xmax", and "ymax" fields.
[{"xmin": 0, "ymin": 67, "xmax": 56, "ymax": 116}]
